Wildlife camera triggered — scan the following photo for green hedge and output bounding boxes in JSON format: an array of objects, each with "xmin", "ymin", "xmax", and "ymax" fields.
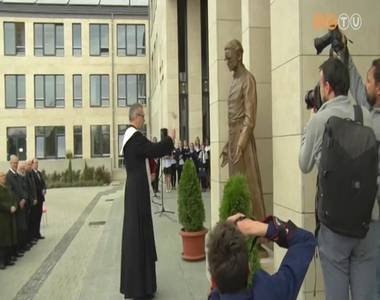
[{"xmin": 43, "ymin": 161, "xmax": 111, "ymax": 189}]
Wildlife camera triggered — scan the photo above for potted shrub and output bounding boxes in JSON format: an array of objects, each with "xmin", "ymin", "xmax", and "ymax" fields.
[
  {"xmin": 178, "ymin": 159, "xmax": 207, "ymax": 261},
  {"xmin": 220, "ymin": 175, "xmax": 261, "ymax": 284}
]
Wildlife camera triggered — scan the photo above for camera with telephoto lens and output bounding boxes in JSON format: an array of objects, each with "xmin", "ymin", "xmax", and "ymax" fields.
[
  {"xmin": 304, "ymin": 83, "xmax": 322, "ymax": 112},
  {"xmin": 314, "ymin": 24, "xmax": 346, "ymax": 55},
  {"xmin": 160, "ymin": 128, "xmax": 168, "ymax": 141}
]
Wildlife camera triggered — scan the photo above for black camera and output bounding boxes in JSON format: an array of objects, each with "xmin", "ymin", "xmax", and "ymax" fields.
[
  {"xmin": 314, "ymin": 24, "xmax": 345, "ymax": 55},
  {"xmin": 304, "ymin": 83, "xmax": 322, "ymax": 112},
  {"xmin": 160, "ymin": 128, "xmax": 168, "ymax": 141}
]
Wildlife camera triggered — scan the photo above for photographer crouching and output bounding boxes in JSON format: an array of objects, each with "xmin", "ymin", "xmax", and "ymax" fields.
[
  {"xmin": 207, "ymin": 214, "xmax": 315, "ymax": 300},
  {"xmin": 299, "ymin": 25, "xmax": 379, "ymax": 300}
]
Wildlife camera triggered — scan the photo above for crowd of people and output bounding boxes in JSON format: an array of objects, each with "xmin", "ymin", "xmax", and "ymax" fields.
[
  {"xmin": 0, "ymin": 156, "xmax": 46, "ymax": 270},
  {"xmin": 151, "ymin": 137, "xmax": 211, "ymax": 194}
]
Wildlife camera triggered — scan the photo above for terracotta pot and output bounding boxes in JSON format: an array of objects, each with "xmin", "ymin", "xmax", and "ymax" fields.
[{"xmin": 179, "ymin": 228, "xmax": 208, "ymax": 261}]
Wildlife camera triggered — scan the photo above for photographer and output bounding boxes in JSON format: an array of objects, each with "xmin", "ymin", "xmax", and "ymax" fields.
[
  {"xmin": 337, "ymin": 38, "xmax": 380, "ymax": 297},
  {"xmin": 207, "ymin": 213, "xmax": 315, "ymax": 300},
  {"xmin": 299, "ymin": 57, "xmax": 377, "ymax": 300}
]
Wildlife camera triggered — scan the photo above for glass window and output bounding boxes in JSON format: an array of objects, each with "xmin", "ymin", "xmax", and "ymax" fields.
[
  {"xmin": 7, "ymin": 127, "xmax": 26, "ymax": 161},
  {"xmin": 127, "ymin": 75, "xmax": 137, "ymax": 105},
  {"xmin": 45, "ymin": 75, "xmax": 55, "ymax": 107},
  {"xmin": 5, "ymin": 75, "xmax": 26, "ymax": 108},
  {"xmin": 117, "ymin": 24, "xmax": 145, "ymax": 57},
  {"xmin": 89, "ymin": 24, "xmax": 109, "ymax": 56},
  {"xmin": 117, "ymin": 74, "xmax": 146, "ymax": 106},
  {"xmin": 117, "ymin": 76, "xmax": 126, "ymax": 107},
  {"xmin": 91, "ymin": 125, "xmax": 110, "ymax": 157},
  {"xmin": 73, "ymin": 75, "xmax": 82, "ymax": 107},
  {"xmin": 73, "ymin": 126, "xmax": 82, "ymax": 157},
  {"xmin": 35, "ymin": 126, "xmax": 65, "ymax": 159},
  {"xmin": 136, "ymin": 25, "xmax": 145, "ymax": 55},
  {"xmin": 56, "ymin": 24, "xmax": 64, "ymax": 56},
  {"xmin": 34, "ymin": 75, "xmax": 65, "ymax": 108},
  {"xmin": 90, "ymin": 75, "xmax": 109, "ymax": 107},
  {"xmin": 4, "ymin": 22, "xmax": 25, "ymax": 56},
  {"xmin": 117, "ymin": 25, "xmax": 126, "ymax": 56},
  {"xmin": 72, "ymin": 23, "xmax": 82, "ymax": 56},
  {"xmin": 34, "ymin": 23, "xmax": 64, "ymax": 56}
]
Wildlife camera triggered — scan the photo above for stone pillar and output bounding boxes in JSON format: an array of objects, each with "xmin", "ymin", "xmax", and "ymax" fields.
[
  {"xmin": 241, "ymin": 0, "xmax": 273, "ymax": 215},
  {"xmin": 187, "ymin": 0, "xmax": 203, "ymax": 142},
  {"xmin": 271, "ymin": 0, "xmax": 380, "ymax": 299},
  {"xmin": 208, "ymin": 0, "xmax": 242, "ymax": 226}
]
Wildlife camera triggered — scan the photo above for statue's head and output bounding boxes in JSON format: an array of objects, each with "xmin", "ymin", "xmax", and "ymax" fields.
[{"xmin": 224, "ymin": 39, "xmax": 244, "ymax": 72}]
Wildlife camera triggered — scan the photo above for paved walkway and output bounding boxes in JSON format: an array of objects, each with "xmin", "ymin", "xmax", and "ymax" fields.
[{"xmin": 0, "ymin": 185, "xmax": 211, "ymax": 300}]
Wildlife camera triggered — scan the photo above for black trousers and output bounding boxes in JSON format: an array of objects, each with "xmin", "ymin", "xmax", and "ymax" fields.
[
  {"xmin": 31, "ymin": 201, "xmax": 43, "ymax": 238},
  {"xmin": 171, "ymin": 165, "xmax": 177, "ymax": 188},
  {"xmin": 177, "ymin": 165, "xmax": 183, "ymax": 184}
]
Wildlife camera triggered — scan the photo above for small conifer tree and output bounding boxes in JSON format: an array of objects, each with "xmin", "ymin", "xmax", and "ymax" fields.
[{"xmin": 178, "ymin": 160, "xmax": 205, "ymax": 232}]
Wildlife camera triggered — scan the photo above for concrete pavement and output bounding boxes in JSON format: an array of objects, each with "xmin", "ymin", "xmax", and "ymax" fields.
[
  {"xmin": 0, "ymin": 185, "xmax": 211, "ymax": 300},
  {"xmin": 0, "ymin": 183, "xmax": 273, "ymax": 300}
]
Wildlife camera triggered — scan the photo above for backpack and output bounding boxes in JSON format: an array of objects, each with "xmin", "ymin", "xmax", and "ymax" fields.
[{"xmin": 317, "ymin": 105, "xmax": 378, "ymax": 238}]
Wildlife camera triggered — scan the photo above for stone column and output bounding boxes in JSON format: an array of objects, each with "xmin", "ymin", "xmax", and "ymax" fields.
[
  {"xmin": 187, "ymin": 0, "xmax": 203, "ymax": 142},
  {"xmin": 241, "ymin": 0, "xmax": 273, "ymax": 215},
  {"xmin": 271, "ymin": 0, "xmax": 380, "ymax": 299},
  {"xmin": 208, "ymin": 0, "xmax": 242, "ymax": 226}
]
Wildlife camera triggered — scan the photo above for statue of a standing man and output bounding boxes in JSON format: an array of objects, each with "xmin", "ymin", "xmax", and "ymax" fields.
[{"xmin": 220, "ymin": 39, "xmax": 266, "ymax": 221}]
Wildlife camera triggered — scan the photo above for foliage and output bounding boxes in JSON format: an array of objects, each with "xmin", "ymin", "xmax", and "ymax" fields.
[
  {"xmin": 219, "ymin": 175, "xmax": 261, "ymax": 285},
  {"xmin": 44, "ymin": 161, "xmax": 111, "ymax": 188},
  {"xmin": 177, "ymin": 160, "xmax": 205, "ymax": 232}
]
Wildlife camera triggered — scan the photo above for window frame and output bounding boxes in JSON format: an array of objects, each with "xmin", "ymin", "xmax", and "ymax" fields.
[
  {"xmin": 89, "ymin": 24, "xmax": 109, "ymax": 56},
  {"xmin": 90, "ymin": 74, "xmax": 109, "ymax": 107},
  {"xmin": 34, "ymin": 23, "xmax": 64, "ymax": 57},
  {"xmin": 4, "ymin": 22, "xmax": 25, "ymax": 56},
  {"xmin": 35, "ymin": 126, "xmax": 66, "ymax": 159},
  {"xmin": 117, "ymin": 24, "xmax": 145, "ymax": 57},
  {"xmin": 7, "ymin": 126, "xmax": 27, "ymax": 161},
  {"xmin": 5, "ymin": 74, "xmax": 26, "ymax": 108},
  {"xmin": 117, "ymin": 74, "xmax": 146, "ymax": 107},
  {"xmin": 72, "ymin": 74, "xmax": 82, "ymax": 108},
  {"xmin": 34, "ymin": 74, "xmax": 65, "ymax": 108},
  {"xmin": 73, "ymin": 125, "xmax": 83, "ymax": 158},
  {"xmin": 90, "ymin": 125, "xmax": 110, "ymax": 158},
  {"xmin": 72, "ymin": 23, "xmax": 82, "ymax": 56}
]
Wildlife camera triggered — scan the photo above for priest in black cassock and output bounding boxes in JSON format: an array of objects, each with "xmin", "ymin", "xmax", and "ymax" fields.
[{"xmin": 120, "ymin": 103, "xmax": 174, "ymax": 300}]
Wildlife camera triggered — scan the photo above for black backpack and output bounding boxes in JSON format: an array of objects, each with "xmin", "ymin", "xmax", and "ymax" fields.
[{"xmin": 317, "ymin": 105, "xmax": 378, "ymax": 238}]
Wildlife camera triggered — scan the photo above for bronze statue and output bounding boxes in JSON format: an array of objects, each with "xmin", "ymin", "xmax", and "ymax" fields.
[{"xmin": 220, "ymin": 39, "xmax": 266, "ymax": 221}]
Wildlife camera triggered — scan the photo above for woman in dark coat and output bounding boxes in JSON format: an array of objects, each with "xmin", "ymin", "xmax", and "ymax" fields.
[
  {"xmin": 120, "ymin": 103, "xmax": 174, "ymax": 300},
  {"xmin": 0, "ymin": 171, "xmax": 18, "ymax": 269}
]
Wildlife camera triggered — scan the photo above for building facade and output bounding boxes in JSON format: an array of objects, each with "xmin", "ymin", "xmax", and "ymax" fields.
[{"xmin": 0, "ymin": 0, "xmax": 149, "ymax": 174}]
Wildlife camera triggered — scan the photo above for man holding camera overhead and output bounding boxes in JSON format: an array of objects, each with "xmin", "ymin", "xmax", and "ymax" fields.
[
  {"xmin": 299, "ymin": 48, "xmax": 378, "ymax": 299},
  {"xmin": 119, "ymin": 103, "xmax": 174, "ymax": 300},
  {"xmin": 336, "ymin": 31, "xmax": 380, "ymax": 299}
]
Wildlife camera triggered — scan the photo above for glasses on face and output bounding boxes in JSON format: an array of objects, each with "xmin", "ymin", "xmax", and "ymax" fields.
[{"xmin": 137, "ymin": 113, "xmax": 145, "ymax": 118}]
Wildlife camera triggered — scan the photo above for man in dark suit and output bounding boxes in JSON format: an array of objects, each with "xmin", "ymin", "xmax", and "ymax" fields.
[
  {"xmin": 31, "ymin": 158, "xmax": 46, "ymax": 240},
  {"xmin": 25, "ymin": 160, "xmax": 38, "ymax": 245},
  {"xmin": 6, "ymin": 155, "xmax": 27, "ymax": 257}
]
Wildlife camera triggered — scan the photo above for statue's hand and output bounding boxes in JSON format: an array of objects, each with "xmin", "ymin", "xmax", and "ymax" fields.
[
  {"xmin": 220, "ymin": 143, "xmax": 228, "ymax": 167},
  {"xmin": 220, "ymin": 151, "xmax": 228, "ymax": 167},
  {"xmin": 232, "ymin": 145, "xmax": 243, "ymax": 165}
]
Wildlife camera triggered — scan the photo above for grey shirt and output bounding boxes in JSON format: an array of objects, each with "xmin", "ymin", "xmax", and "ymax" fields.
[{"xmin": 298, "ymin": 92, "xmax": 378, "ymax": 220}]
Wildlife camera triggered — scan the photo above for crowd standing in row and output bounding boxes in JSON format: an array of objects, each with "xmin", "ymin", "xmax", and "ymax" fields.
[
  {"xmin": 151, "ymin": 137, "xmax": 210, "ymax": 194},
  {"xmin": 0, "ymin": 156, "xmax": 46, "ymax": 270}
]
